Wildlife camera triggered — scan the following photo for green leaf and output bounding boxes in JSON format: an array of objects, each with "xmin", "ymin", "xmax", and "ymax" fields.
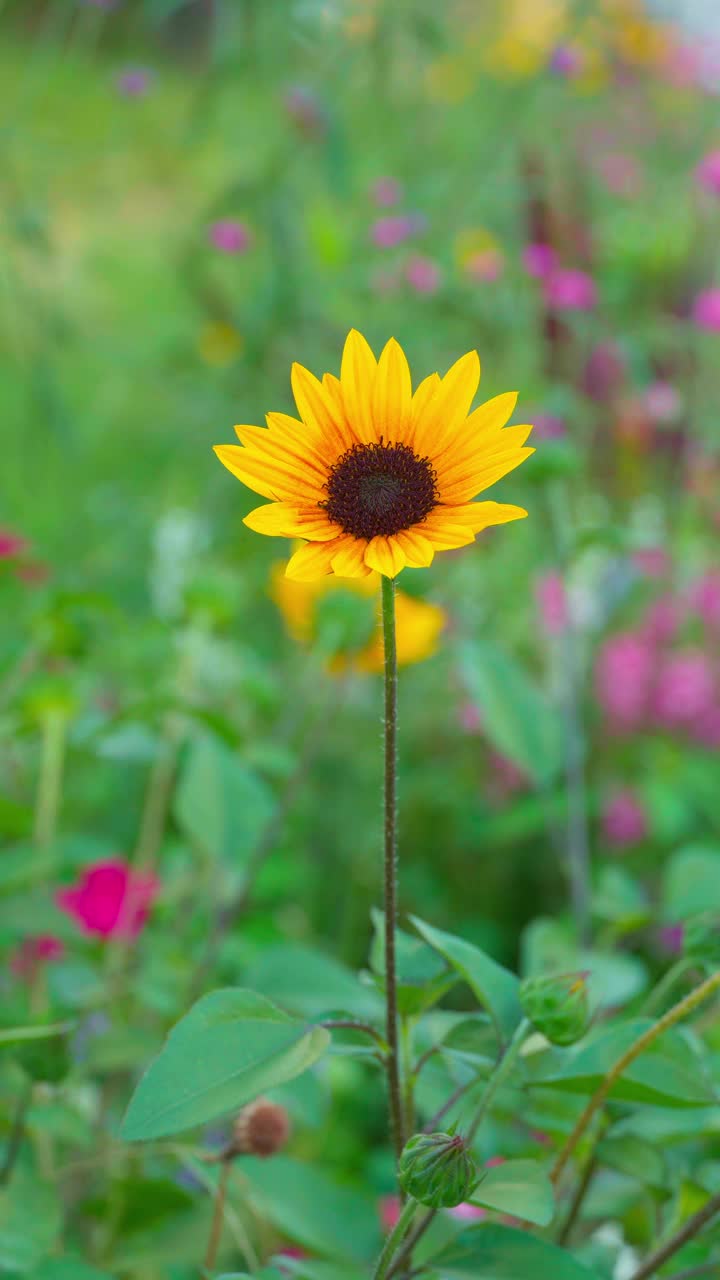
[
  {"xmin": 529, "ymin": 1021, "xmax": 716, "ymax": 1107},
  {"xmin": 241, "ymin": 1156, "xmax": 381, "ymax": 1263},
  {"xmin": 596, "ymin": 1134, "xmax": 666, "ymax": 1190},
  {"xmin": 370, "ymin": 910, "xmax": 456, "ymax": 1015},
  {"xmin": 472, "ymin": 1159, "xmax": 555, "ymax": 1227},
  {"xmin": 459, "ymin": 642, "xmax": 563, "ymax": 785},
  {"xmin": 244, "ymin": 942, "xmax": 382, "ymax": 1021},
  {"xmin": 0, "ymin": 1167, "xmax": 61, "ymax": 1273},
  {"xmin": 174, "ymin": 734, "xmax": 275, "ymax": 862},
  {"xmin": 662, "ymin": 845, "xmax": 720, "ymax": 920},
  {"xmin": 411, "ymin": 917, "xmax": 522, "ymax": 1045},
  {"xmin": 272, "ymin": 1263, "xmax": 366, "ymax": 1280},
  {"xmin": 121, "ymin": 989, "xmax": 329, "ymax": 1141},
  {"xmin": 31, "ymin": 1261, "xmax": 114, "ymax": 1280},
  {"xmin": 427, "ymin": 1223, "xmax": 602, "ymax": 1279}
]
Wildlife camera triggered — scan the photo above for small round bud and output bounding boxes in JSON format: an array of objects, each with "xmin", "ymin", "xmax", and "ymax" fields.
[
  {"xmin": 398, "ymin": 1132, "xmax": 478, "ymax": 1209},
  {"xmin": 520, "ymin": 971, "xmax": 590, "ymax": 1046},
  {"xmin": 232, "ymin": 1098, "xmax": 291, "ymax": 1158},
  {"xmin": 684, "ymin": 914, "xmax": 720, "ymax": 969}
]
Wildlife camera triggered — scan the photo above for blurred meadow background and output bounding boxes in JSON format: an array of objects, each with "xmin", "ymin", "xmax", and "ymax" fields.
[{"xmin": 3, "ymin": 0, "xmax": 720, "ymax": 1276}]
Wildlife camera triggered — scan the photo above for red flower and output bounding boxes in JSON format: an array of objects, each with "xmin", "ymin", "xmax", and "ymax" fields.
[
  {"xmin": 56, "ymin": 859, "xmax": 159, "ymax": 940},
  {"xmin": 11, "ymin": 934, "xmax": 64, "ymax": 979}
]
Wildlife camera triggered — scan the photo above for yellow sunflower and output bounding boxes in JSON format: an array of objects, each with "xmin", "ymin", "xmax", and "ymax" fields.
[
  {"xmin": 214, "ymin": 330, "xmax": 533, "ymax": 580},
  {"xmin": 270, "ymin": 562, "xmax": 446, "ymax": 673}
]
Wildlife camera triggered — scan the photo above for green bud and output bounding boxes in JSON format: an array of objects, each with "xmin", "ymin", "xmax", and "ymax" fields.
[
  {"xmin": 684, "ymin": 915, "xmax": 720, "ymax": 969},
  {"xmin": 520, "ymin": 970, "xmax": 590, "ymax": 1046},
  {"xmin": 398, "ymin": 1131, "xmax": 477, "ymax": 1209}
]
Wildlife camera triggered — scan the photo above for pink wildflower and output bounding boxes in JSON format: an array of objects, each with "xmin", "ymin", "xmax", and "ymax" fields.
[
  {"xmin": 56, "ymin": 859, "xmax": 159, "ymax": 940},
  {"xmin": 545, "ymin": 268, "xmax": 597, "ymax": 311},
  {"xmin": 693, "ymin": 704, "xmax": 720, "ymax": 749},
  {"xmin": 405, "ymin": 255, "xmax": 441, "ymax": 295},
  {"xmin": 602, "ymin": 790, "xmax": 648, "ymax": 847},
  {"xmin": 378, "ymin": 1195, "xmax": 401, "ymax": 1232},
  {"xmin": 11, "ymin": 934, "xmax": 64, "ymax": 980},
  {"xmin": 371, "ymin": 177, "xmax": 403, "ymax": 207},
  {"xmin": 0, "ymin": 530, "xmax": 27, "ymax": 559},
  {"xmin": 522, "ymin": 243, "xmax": 557, "ymax": 279},
  {"xmin": 640, "ymin": 594, "xmax": 683, "ymax": 644},
  {"xmin": 116, "ymin": 67, "xmax": 153, "ymax": 97},
  {"xmin": 689, "ymin": 572, "xmax": 720, "ymax": 630},
  {"xmin": 693, "ymin": 288, "xmax": 720, "ymax": 332},
  {"xmin": 370, "ymin": 215, "xmax": 416, "ymax": 249},
  {"xmin": 532, "ymin": 413, "xmax": 566, "ymax": 440},
  {"xmin": 696, "ymin": 150, "xmax": 720, "ymax": 196},
  {"xmin": 659, "ymin": 923, "xmax": 684, "ymax": 955},
  {"xmin": 582, "ymin": 342, "xmax": 625, "ymax": 402},
  {"xmin": 643, "ymin": 381, "xmax": 682, "ymax": 425},
  {"xmin": 595, "ymin": 632, "xmax": 655, "ymax": 730},
  {"xmin": 208, "ymin": 220, "xmax": 252, "ymax": 255},
  {"xmin": 653, "ymin": 649, "xmax": 716, "ymax": 727}
]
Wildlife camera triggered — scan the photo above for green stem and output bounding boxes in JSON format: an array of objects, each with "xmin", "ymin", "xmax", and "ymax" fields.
[
  {"xmin": 629, "ymin": 1190, "xmax": 720, "ymax": 1280},
  {"xmin": 33, "ymin": 709, "xmax": 66, "ymax": 849},
  {"xmin": 552, "ymin": 970, "xmax": 720, "ymax": 1185},
  {"xmin": 642, "ymin": 958, "xmax": 691, "ymax": 1017},
  {"xmin": 466, "ymin": 1018, "xmax": 530, "ymax": 1145},
  {"xmin": 381, "ymin": 575, "xmax": 404, "ymax": 1161},
  {"xmin": 372, "ymin": 1197, "xmax": 418, "ymax": 1280},
  {"xmin": 203, "ymin": 1157, "xmax": 232, "ymax": 1275}
]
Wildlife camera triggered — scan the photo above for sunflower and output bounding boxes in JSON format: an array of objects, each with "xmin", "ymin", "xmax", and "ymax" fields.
[
  {"xmin": 270, "ymin": 560, "xmax": 446, "ymax": 673},
  {"xmin": 214, "ymin": 330, "xmax": 533, "ymax": 580}
]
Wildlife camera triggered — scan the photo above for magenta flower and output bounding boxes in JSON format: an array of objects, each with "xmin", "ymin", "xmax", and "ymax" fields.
[
  {"xmin": 549, "ymin": 45, "xmax": 583, "ymax": 77},
  {"xmin": 535, "ymin": 571, "xmax": 569, "ymax": 636},
  {"xmin": 595, "ymin": 632, "xmax": 655, "ymax": 730},
  {"xmin": 653, "ymin": 649, "xmax": 716, "ymax": 727},
  {"xmin": 378, "ymin": 1195, "xmax": 401, "ymax": 1232},
  {"xmin": 0, "ymin": 530, "xmax": 27, "ymax": 559},
  {"xmin": 116, "ymin": 67, "xmax": 153, "ymax": 97},
  {"xmin": 371, "ymin": 177, "xmax": 403, "ymax": 208},
  {"xmin": 208, "ymin": 220, "xmax": 252, "ymax": 255},
  {"xmin": 659, "ymin": 923, "xmax": 684, "ymax": 955},
  {"xmin": 531, "ymin": 413, "xmax": 567, "ymax": 441},
  {"xmin": 582, "ymin": 342, "xmax": 626, "ymax": 402},
  {"xmin": 602, "ymin": 789, "xmax": 648, "ymax": 848},
  {"xmin": 689, "ymin": 571, "xmax": 720, "ymax": 630},
  {"xmin": 370, "ymin": 215, "xmax": 416, "ymax": 249},
  {"xmin": 545, "ymin": 269, "xmax": 597, "ymax": 311},
  {"xmin": 640, "ymin": 594, "xmax": 683, "ymax": 643},
  {"xmin": 522, "ymin": 243, "xmax": 557, "ymax": 279},
  {"xmin": 11, "ymin": 934, "xmax": 64, "ymax": 979},
  {"xmin": 405, "ymin": 254, "xmax": 442, "ymax": 295},
  {"xmin": 643, "ymin": 381, "xmax": 682, "ymax": 425},
  {"xmin": 693, "ymin": 288, "xmax": 720, "ymax": 332},
  {"xmin": 56, "ymin": 859, "xmax": 159, "ymax": 940},
  {"xmin": 696, "ymin": 150, "xmax": 720, "ymax": 196},
  {"xmin": 693, "ymin": 704, "xmax": 720, "ymax": 749},
  {"xmin": 631, "ymin": 547, "xmax": 671, "ymax": 579}
]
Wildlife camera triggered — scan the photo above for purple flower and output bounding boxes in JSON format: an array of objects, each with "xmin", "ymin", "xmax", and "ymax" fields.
[
  {"xmin": 602, "ymin": 790, "xmax": 648, "ymax": 848},
  {"xmin": 405, "ymin": 254, "xmax": 441, "ymax": 295},
  {"xmin": 653, "ymin": 649, "xmax": 716, "ymax": 727},
  {"xmin": 693, "ymin": 288, "xmax": 720, "ymax": 332},
  {"xmin": 595, "ymin": 632, "xmax": 655, "ymax": 730},
  {"xmin": 522, "ymin": 242, "xmax": 556, "ymax": 279},
  {"xmin": 659, "ymin": 923, "xmax": 684, "ymax": 955},
  {"xmin": 545, "ymin": 268, "xmax": 597, "ymax": 311},
  {"xmin": 549, "ymin": 45, "xmax": 583, "ymax": 77},
  {"xmin": 208, "ymin": 220, "xmax": 252, "ymax": 255},
  {"xmin": 370, "ymin": 215, "xmax": 416, "ymax": 249},
  {"xmin": 582, "ymin": 341, "xmax": 626, "ymax": 402},
  {"xmin": 696, "ymin": 150, "xmax": 720, "ymax": 196},
  {"xmin": 371, "ymin": 177, "xmax": 403, "ymax": 208},
  {"xmin": 531, "ymin": 413, "xmax": 567, "ymax": 441},
  {"xmin": 116, "ymin": 67, "xmax": 153, "ymax": 98}
]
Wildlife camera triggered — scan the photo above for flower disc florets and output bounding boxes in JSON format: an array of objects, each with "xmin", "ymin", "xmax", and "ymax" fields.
[{"xmin": 322, "ymin": 440, "xmax": 438, "ymax": 539}]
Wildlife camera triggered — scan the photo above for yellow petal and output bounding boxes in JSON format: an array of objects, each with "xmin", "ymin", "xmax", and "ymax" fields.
[
  {"xmin": 234, "ymin": 423, "xmax": 330, "ymax": 484},
  {"xmin": 435, "ymin": 393, "xmax": 520, "ymax": 476},
  {"xmin": 439, "ymin": 447, "xmax": 535, "ymax": 504},
  {"xmin": 364, "ymin": 535, "xmax": 407, "ymax": 577},
  {"xmin": 410, "ymin": 373, "xmax": 441, "ymax": 427},
  {"xmin": 439, "ymin": 500, "xmax": 528, "ymax": 531},
  {"xmin": 340, "ymin": 329, "xmax": 378, "ymax": 444},
  {"xmin": 214, "ymin": 445, "xmax": 279, "ymax": 500},
  {"xmin": 244, "ymin": 502, "xmax": 340, "ymax": 540},
  {"xmin": 285, "ymin": 539, "xmax": 344, "ymax": 581},
  {"xmin": 372, "ymin": 337, "xmax": 411, "ymax": 443},
  {"xmin": 394, "ymin": 528, "xmax": 435, "ymax": 567},
  {"xmin": 331, "ymin": 537, "xmax": 373, "ymax": 578},
  {"xmin": 412, "ymin": 350, "xmax": 481, "ymax": 458},
  {"xmin": 291, "ymin": 363, "xmax": 351, "ymax": 459}
]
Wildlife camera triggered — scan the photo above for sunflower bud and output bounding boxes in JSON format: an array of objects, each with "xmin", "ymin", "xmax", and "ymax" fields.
[
  {"xmin": 398, "ymin": 1131, "xmax": 478, "ymax": 1209},
  {"xmin": 520, "ymin": 971, "xmax": 590, "ymax": 1046},
  {"xmin": 232, "ymin": 1098, "xmax": 291, "ymax": 1158},
  {"xmin": 683, "ymin": 915, "xmax": 720, "ymax": 969}
]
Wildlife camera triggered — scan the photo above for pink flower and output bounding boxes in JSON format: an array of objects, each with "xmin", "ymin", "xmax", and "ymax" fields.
[
  {"xmin": 549, "ymin": 45, "xmax": 583, "ymax": 77},
  {"xmin": 693, "ymin": 288, "xmax": 720, "ymax": 333},
  {"xmin": 208, "ymin": 220, "xmax": 252, "ymax": 255},
  {"xmin": 602, "ymin": 790, "xmax": 648, "ymax": 847},
  {"xmin": 535, "ymin": 571, "xmax": 569, "ymax": 636},
  {"xmin": 522, "ymin": 243, "xmax": 556, "ymax": 279},
  {"xmin": 447, "ymin": 1202, "xmax": 486, "ymax": 1221},
  {"xmin": 696, "ymin": 151, "xmax": 720, "ymax": 196},
  {"xmin": 660, "ymin": 923, "xmax": 684, "ymax": 955},
  {"xmin": 116, "ymin": 67, "xmax": 153, "ymax": 97},
  {"xmin": 11, "ymin": 934, "xmax": 64, "ymax": 980},
  {"xmin": 56, "ymin": 859, "xmax": 159, "ymax": 940},
  {"xmin": 693, "ymin": 704, "xmax": 720, "ymax": 749},
  {"xmin": 378, "ymin": 1195, "xmax": 401, "ymax": 1232},
  {"xmin": 371, "ymin": 177, "xmax": 403, "ymax": 208},
  {"xmin": 531, "ymin": 413, "xmax": 566, "ymax": 441},
  {"xmin": 595, "ymin": 632, "xmax": 655, "ymax": 730},
  {"xmin": 465, "ymin": 250, "xmax": 503, "ymax": 282},
  {"xmin": 545, "ymin": 269, "xmax": 597, "ymax": 311},
  {"xmin": 582, "ymin": 342, "xmax": 625, "ymax": 402},
  {"xmin": 689, "ymin": 572, "xmax": 720, "ymax": 630},
  {"xmin": 631, "ymin": 547, "xmax": 671, "ymax": 579},
  {"xmin": 405, "ymin": 255, "xmax": 441, "ymax": 295},
  {"xmin": 653, "ymin": 650, "xmax": 716, "ymax": 727},
  {"xmin": 643, "ymin": 381, "xmax": 682, "ymax": 425},
  {"xmin": 370, "ymin": 215, "xmax": 416, "ymax": 249},
  {"xmin": 640, "ymin": 594, "xmax": 683, "ymax": 644},
  {"xmin": 0, "ymin": 530, "xmax": 27, "ymax": 559}
]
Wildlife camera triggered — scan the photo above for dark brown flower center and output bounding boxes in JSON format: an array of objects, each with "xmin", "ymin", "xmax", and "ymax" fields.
[{"xmin": 322, "ymin": 440, "xmax": 438, "ymax": 539}]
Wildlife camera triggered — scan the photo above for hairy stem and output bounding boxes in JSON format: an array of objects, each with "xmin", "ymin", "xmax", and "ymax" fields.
[
  {"xmin": 552, "ymin": 970, "xmax": 720, "ymax": 1185},
  {"xmin": 629, "ymin": 1191, "xmax": 720, "ymax": 1280},
  {"xmin": 381, "ymin": 574, "xmax": 404, "ymax": 1161},
  {"xmin": 372, "ymin": 1197, "xmax": 418, "ymax": 1280}
]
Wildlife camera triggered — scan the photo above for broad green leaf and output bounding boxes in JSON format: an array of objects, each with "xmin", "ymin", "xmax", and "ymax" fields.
[
  {"xmin": 529, "ymin": 1021, "xmax": 716, "ymax": 1107},
  {"xmin": 662, "ymin": 845, "xmax": 720, "ymax": 920},
  {"xmin": 459, "ymin": 642, "xmax": 563, "ymax": 785},
  {"xmin": 426, "ymin": 1223, "xmax": 602, "ymax": 1279},
  {"xmin": 31, "ymin": 1261, "xmax": 113, "ymax": 1280},
  {"xmin": 596, "ymin": 1134, "xmax": 666, "ymax": 1190},
  {"xmin": 0, "ymin": 1167, "xmax": 61, "ymax": 1273},
  {"xmin": 241, "ymin": 1155, "xmax": 381, "ymax": 1263},
  {"xmin": 174, "ymin": 734, "xmax": 275, "ymax": 863},
  {"xmin": 411, "ymin": 917, "xmax": 521, "ymax": 1045},
  {"xmin": 244, "ymin": 942, "xmax": 382, "ymax": 1021},
  {"xmin": 121, "ymin": 989, "xmax": 329, "ymax": 1141},
  {"xmin": 472, "ymin": 1159, "xmax": 555, "ymax": 1227},
  {"xmin": 273, "ymin": 1263, "xmax": 366, "ymax": 1280},
  {"xmin": 370, "ymin": 910, "xmax": 456, "ymax": 1016}
]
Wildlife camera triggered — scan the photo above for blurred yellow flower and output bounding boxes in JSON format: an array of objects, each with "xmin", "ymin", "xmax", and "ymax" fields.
[
  {"xmin": 214, "ymin": 329, "xmax": 533, "ymax": 582},
  {"xmin": 455, "ymin": 228, "xmax": 504, "ymax": 282},
  {"xmin": 271, "ymin": 562, "xmax": 446, "ymax": 673},
  {"xmin": 488, "ymin": 0, "xmax": 567, "ymax": 77},
  {"xmin": 198, "ymin": 322, "xmax": 243, "ymax": 367}
]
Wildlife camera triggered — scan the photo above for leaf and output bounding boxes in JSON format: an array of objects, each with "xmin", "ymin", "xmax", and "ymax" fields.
[
  {"xmin": 472, "ymin": 1159, "xmax": 555, "ymax": 1227},
  {"xmin": 174, "ymin": 734, "xmax": 275, "ymax": 862},
  {"xmin": 596, "ymin": 1134, "xmax": 666, "ymax": 1190},
  {"xmin": 426, "ymin": 1223, "xmax": 602, "ymax": 1279},
  {"xmin": 411, "ymin": 917, "xmax": 522, "ymax": 1045},
  {"xmin": 244, "ymin": 942, "xmax": 382, "ymax": 1021},
  {"xmin": 31, "ymin": 1261, "xmax": 113, "ymax": 1280},
  {"xmin": 370, "ymin": 910, "xmax": 456, "ymax": 1015},
  {"xmin": 272, "ymin": 1262, "xmax": 366, "ymax": 1280},
  {"xmin": 0, "ymin": 1167, "xmax": 61, "ymax": 1273},
  {"xmin": 459, "ymin": 642, "xmax": 564, "ymax": 785},
  {"xmin": 529, "ymin": 1021, "xmax": 716, "ymax": 1107},
  {"xmin": 662, "ymin": 845, "xmax": 720, "ymax": 920},
  {"xmin": 241, "ymin": 1155, "xmax": 381, "ymax": 1263},
  {"xmin": 121, "ymin": 989, "xmax": 329, "ymax": 1141}
]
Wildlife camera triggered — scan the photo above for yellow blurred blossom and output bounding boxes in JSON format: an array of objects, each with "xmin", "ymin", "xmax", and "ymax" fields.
[{"xmin": 198, "ymin": 322, "xmax": 243, "ymax": 368}]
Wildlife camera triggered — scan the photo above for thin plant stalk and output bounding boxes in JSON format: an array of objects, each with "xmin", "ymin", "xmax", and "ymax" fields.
[
  {"xmin": 203, "ymin": 1157, "xmax": 232, "ymax": 1276},
  {"xmin": 552, "ymin": 970, "xmax": 720, "ymax": 1185},
  {"xmin": 381, "ymin": 574, "xmax": 405, "ymax": 1160},
  {"xmin": 466, "ymin": 1019, "xmax": 530, "ymax": 1145},
  {"xmin": 629, "ymin": 1190, "xmax": 720, "ymax": 1280},
  {"xmin": 642, "ymin": 958, "xmax": 692, "ymax": 1017},
  {"xmin": 372, "ymin": 1197, "xmax": 418, "ymax": 1280},
  {"xmin": 33, "ymin": 708, "xmax": 67, "ymax": 849}
]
